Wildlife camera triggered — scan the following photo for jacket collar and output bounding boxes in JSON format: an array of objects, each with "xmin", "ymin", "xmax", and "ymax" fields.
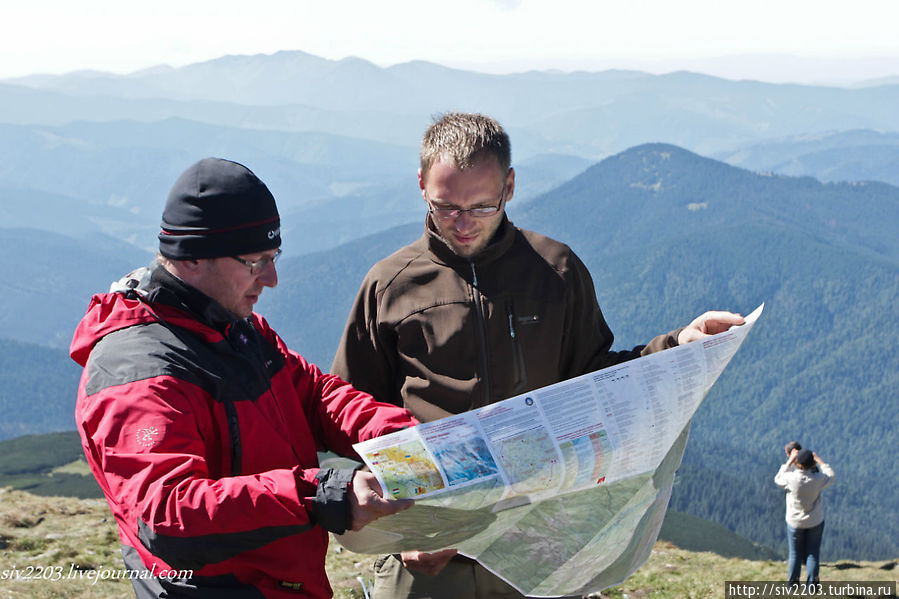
[
  {"xmin": 424, "ymin": 213, "xmax": 517, "ymax": 268},
  {"xmin": 147, "ymin": 265, "xmax": 243, "ymax": 334}
]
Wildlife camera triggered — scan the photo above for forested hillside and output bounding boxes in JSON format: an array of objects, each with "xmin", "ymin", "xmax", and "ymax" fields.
[
  {"xmin": 257, "ymin": 145, "xmax": 899, "ymax": 560},
  {"xmin": 0, "ymin": 228, "xmax": 151, "ymax": 348},
  {"xmin": 0, "ymin": 431, "xmax": 99, "ymax": 498},
  {"xmin": 0, "ymin": 340, "xmax": 80, "ymax": 441}
]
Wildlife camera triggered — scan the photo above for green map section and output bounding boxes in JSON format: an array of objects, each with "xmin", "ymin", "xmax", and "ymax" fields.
[{"xmin": 342, "ymin": 429, "xmax": 689, "ymax": 597}]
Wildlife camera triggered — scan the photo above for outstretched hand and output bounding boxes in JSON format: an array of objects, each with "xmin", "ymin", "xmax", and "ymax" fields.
[
  {"xmin": 348, "ymin": 470, "xmax": 413, "ymax": 531},
  {"xmin": 677, "ymin": 311, "xmax": 745, "ymax": 345}
]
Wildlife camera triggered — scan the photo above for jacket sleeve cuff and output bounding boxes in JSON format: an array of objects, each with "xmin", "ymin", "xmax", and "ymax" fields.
[
  {"xmin": 312, "ymin": 467, "xmax": 360, "ymax": 534},
  {"xmin": 640, "ymin": 327, "xmax": 684, "ymax": 356}
]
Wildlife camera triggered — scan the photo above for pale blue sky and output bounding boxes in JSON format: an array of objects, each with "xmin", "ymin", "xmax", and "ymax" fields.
[{"xmin": 3, "ymin": 0, "xmax": 898, "ymax": 84}]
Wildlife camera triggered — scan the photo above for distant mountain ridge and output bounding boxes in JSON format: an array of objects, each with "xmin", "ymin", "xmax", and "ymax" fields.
[
  {"xmin": 0, "ymin": 118, "xmax": 586, "ymax": 254},
  {"xmin": 4, "ymin": 50, "xmax": 899, "ymax": 159},
  {"xmin": 516, "ymin": 143, "xmax": 899, "ymax": 263},
  {"xmin": 714, "ymin": 129, "xmax": 899, "ymax": 187}
]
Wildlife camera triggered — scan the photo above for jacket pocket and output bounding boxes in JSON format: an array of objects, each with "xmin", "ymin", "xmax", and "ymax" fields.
[{"xmin": 505, "ymin": 300, "xmax": 528, "ymax": 395}]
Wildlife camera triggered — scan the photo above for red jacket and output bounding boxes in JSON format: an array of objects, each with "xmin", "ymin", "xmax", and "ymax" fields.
[{"xmin": 70, "ymin": 267, "xmax": 417, "ymax": 598}]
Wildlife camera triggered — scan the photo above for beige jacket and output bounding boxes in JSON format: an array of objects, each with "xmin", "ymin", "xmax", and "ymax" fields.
[{"xmin": 774, "ymin": 462, "xmax": 836, "ymax": 528}]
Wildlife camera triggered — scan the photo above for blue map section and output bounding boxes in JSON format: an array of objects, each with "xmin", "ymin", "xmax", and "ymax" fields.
[{"xmin": 432, "ymin": 437, "xmax": 499, "ymax": 485}]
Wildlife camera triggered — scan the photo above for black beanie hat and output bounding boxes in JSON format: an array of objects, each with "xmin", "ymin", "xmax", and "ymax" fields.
[
  {"xmin": 158, "ymin": 158, "xmax": 281, "ymax": 260},
  {"xmin": 796, "ymin": 449, "xmax": 815, "ymax": 469}
]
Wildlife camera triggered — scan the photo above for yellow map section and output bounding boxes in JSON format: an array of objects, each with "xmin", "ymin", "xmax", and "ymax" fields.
[{"xmin": 365, "ymin": 441, "xmax": 445, "ymax": 499}]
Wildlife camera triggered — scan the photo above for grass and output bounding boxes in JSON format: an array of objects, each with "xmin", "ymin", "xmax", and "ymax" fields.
[
  {"xmin": 48, "ymin": 461, "xmax": 92, "ymax": 477},
  {"xmin": 0, "ymin": 488, "xmax": 895, "ymax": 598},
  {"xmin": 0, "ymin": 489, "xmax": 123, "ymax": 598}
]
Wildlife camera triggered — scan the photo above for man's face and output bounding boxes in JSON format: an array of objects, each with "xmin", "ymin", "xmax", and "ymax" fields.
[
  {"xmin": 190, "ymin": 249, "xmax": 279, "ymax": 318},
  {"xmin": 420, "ymin": 156, "xmax": 514, "ymax": 258}
]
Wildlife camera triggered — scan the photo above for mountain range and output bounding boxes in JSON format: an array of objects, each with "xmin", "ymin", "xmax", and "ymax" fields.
[
  {"xmin": 1, "ymin": 50, "xmax": 897, "ymax": 562},
  {"xmin": 3, "ymin": 50, "xmax": 898, "ymax": 258},
  {"xmin": 5, "ymin": 50, "xmax": 899, "ymax": 158},
  {"xmin": 714, "ymin": 129, "xmax": 899, "ymax": 187}
]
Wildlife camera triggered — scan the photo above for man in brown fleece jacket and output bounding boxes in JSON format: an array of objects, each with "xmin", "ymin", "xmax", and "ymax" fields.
[{"xmin": 331, "ymin": 112, "xmax": 744, "ymax": 599}]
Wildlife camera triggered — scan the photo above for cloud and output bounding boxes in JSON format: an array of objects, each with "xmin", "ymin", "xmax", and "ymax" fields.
[{"xmin": 489, "ymin": 0, "xmax": 523, "ymax": 10}]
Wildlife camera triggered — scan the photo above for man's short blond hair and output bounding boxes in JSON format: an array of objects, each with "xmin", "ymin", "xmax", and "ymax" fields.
[{"xmin": 420, "ymin": 112, "xmax": 511, "ymax": 180}]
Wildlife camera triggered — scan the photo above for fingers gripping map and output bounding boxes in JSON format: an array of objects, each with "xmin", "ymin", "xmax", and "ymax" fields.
[{"xmin": 340, "ymin": 305, "xmax": 764, "ymax": 597}]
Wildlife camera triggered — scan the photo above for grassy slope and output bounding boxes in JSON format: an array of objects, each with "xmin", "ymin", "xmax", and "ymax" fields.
[
  {"xmin": 0, "ymin": 489, "xmax": 895, "ymax": 599},
  {"xmin": 0, "ymin": 432, "xmax": 101, "ymax": 499}
]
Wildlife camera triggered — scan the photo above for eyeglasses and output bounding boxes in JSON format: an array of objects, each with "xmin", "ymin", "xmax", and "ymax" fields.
[
  {"xmin": 426, "ymin": 188, "xmax": 506, "ymax": 221},
  {"xmin": 230, "ymin": 248, "xmax": 282, "ymax": 275}
]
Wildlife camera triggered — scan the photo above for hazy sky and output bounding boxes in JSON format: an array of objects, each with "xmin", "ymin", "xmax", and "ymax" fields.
[{"xmin": 3, "ymin": 0, "xmax": 899, "ymax": 84}]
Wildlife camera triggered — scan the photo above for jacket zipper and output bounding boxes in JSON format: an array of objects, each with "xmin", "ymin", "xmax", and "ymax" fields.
[
  {"xmin": 505, "ymin": 300, "xmax": 528, "ymax": 395},
  {"xmin": 130, "ymin": 290, "xmax": 249, "ymax": 476},
  {"xmin": 470, "ymin": 262, "xmax": 492, "ymax": 408},
  {"xmin": 225, "ymin": 320, "xmax": 304, "ymax": 472}
]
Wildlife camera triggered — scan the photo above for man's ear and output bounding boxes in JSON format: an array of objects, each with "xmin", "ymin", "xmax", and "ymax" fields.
[
  {"xmin": 180, "ymin": 259, "xmax": 204, "ymax": 272},
  {"xmin": 419, "ymin": 168, "xmax": 431, "ymax": 207},
  {"xmin": 504, "ymin": 168, "xmax": 516, "ymax": 206},
  {"xmin": 163, "ymin": 257, "xmax": 206, "ymax": 285},
  {"xmin": 169, "ymin": 258, "xmax": 206, "ymax": 278}
]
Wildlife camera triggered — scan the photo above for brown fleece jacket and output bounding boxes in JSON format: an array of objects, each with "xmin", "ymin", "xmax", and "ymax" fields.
[{"xmin": 332, "ymin": 217, "xmax": 681, "ymax": 423}]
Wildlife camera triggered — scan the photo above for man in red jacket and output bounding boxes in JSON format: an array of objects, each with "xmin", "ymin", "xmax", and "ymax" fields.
[{"xmin": 71, "ymin": 157, "xmax": 417, "ymax": 598}]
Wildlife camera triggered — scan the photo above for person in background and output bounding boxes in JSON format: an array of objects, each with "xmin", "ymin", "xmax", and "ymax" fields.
[
  {"xmin": 331, "ymin": 112, "xmax": 746, "ymax": 599},
  {"xmin": 71, "ymin": 157, "xmax": 417, "ymax": 599},
  {"xmin": 774, "ymin": 447, "xmax": 835, "ymax": 583},
  {"xmin": 784, "ymin": 441, "xmax": 802, "ymax": 470}
]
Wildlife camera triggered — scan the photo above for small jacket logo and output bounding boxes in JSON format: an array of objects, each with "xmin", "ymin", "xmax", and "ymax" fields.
[{"xmin": 136, "ymin": 426, "xmax": 160, "ymax": 448}]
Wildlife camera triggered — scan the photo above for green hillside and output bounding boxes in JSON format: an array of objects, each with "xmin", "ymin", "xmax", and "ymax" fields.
[
  {"xmin": 0, "ymin": 228, "xmax": 152, "ymax": 348},
  {"xmin": 659, "ymin": 511, "xmax": 780, "ymax": 561},
  {"xmin": 0, "ymin": 341, "xmax": 81, "ymax": 441},
  {"xmin": 514, "ymin": 146, "xmax": 898, "ymax": 560},
  {"xmin": 0, "ymin": 432, "xmax": 100, "ymax": 498}
]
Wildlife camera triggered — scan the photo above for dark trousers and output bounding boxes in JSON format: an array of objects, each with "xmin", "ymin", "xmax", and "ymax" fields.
[{"xmin": 786, "ymin": 521, "xmax": 824, "ymax": 583}]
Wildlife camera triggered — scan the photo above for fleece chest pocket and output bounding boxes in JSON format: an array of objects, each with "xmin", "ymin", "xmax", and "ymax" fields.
[
  {"xmin": 492, "ymin": 293, "xmax": 566, "ymax": 397},
  {"xmin": 499, "ymin": 297, "xmax": 547, "ymax": 395}
]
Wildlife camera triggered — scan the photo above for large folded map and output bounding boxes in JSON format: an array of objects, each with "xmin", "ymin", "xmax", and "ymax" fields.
[{"xmin": 338, "ymin": 304, "xmax": 764, "ymax": 597}]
